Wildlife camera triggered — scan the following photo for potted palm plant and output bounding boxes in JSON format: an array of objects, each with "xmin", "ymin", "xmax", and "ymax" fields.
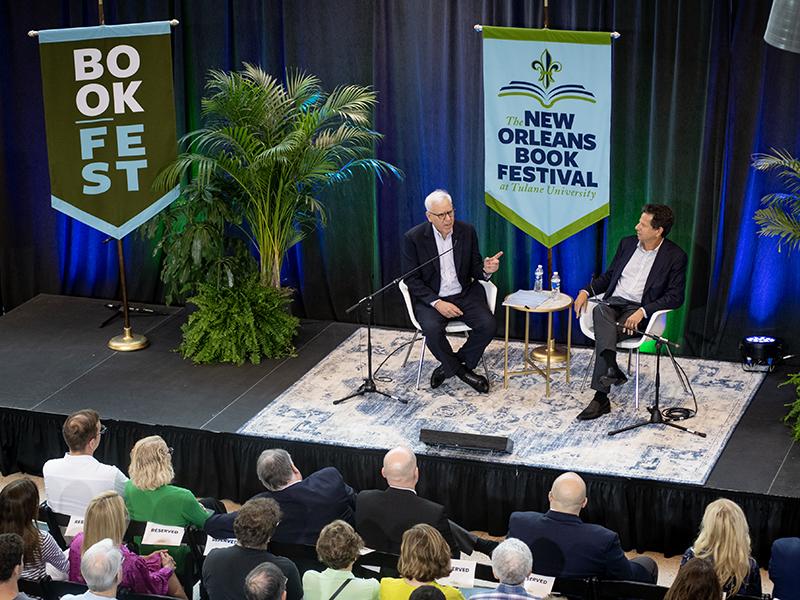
[
  {"xmin": 146, "ymin": 64, "xmax": 401, "ymax": 364},
  {"xmin": 751, "ymin": 148, "xmax": 800, "ymax": 438}
]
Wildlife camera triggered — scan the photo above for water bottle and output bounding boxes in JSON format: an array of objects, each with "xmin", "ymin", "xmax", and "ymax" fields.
[
  {"xmin": 551, "ymin": 271, "xmax": 561, "ymax": 297},
  {"xmin": 533, "ymin": 264, "xmax": 544, "ymax": 292}
]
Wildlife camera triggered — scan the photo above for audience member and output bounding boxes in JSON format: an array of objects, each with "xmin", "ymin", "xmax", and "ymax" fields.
[
  {"xmin": 68, "ymin": 491, "xmax": 185, "ymax": 598},
  {"xmin": 302, "ymin": 520, "xmax": 379, "ymax": 600},
  {"xmin": 681, "ymin": 498, "xmax": 761, "ymax": 597},
  {"xmin": 43, "ymin": 409, "xmax": 128, "ymax": 517},
  {"xmin": 205, "ymin": 448, "xmax": 355, "ymax": 545},
  {"xmin": 664, "ymin": 557, "xmax": 722, "ymax": 600},
  {"xmin": 379, "ymin": 524, "xmax": 464, "ymax": 600},
  {"xmin": 245, "ymin": 563, "xmax": 287, "ymax": 600},
  {"xmin": 0, "ymin": 533, "xmax": 30, "ymax": 600},
  {"xmin": 125, "ymin": 435, "xmax": 212, "ymax": 528},
  {"xmin": 202, "ymin": 498, "xmax": 302, "ymax": 600},
  {"xmin": 471, "ymin": 539, "xmax": 533, "ymax": 600},
  {"xmin": 769, "ymin": 537, "xmax": 800, "ymax": 600},
  {"xmin": 356, "ymin": 446, "xmax": 494, "ymax": 557},
  {"xmin": 61, "ymin": 539, "xmax": 122, "ymax": 600},
  {"xmin": 0, "ymin": 478, "xmax": 68, "ymax": 580},
  {"xmin": 508, "ymin": 472, "xmax": 657, "ymax": 583},
  {"xmin": 408, "ymin": 587, "xmax": 446, "ymax": 600}
]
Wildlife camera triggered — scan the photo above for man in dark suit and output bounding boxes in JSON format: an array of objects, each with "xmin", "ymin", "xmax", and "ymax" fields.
[
  {"xmin": 355, "ymin": 446, "xmax": 495, "ymax": 557},
  {"xmin": 574, "ymin": 203, "xmax": 687, "ymax": 419},
  {"xmin": 402, "ymin": 189, "xmax": 502, "ymax": 393},
  {"xmin": 203, "ymin": 448, "xmax": 355, "ymax": 545},
  {"xmin": 769, "ymin": 537, "xmax": 800, "ymax": 600},
  {"xmin": 508, "ymin": 472, "xmax": 657, "ymax": 583}
]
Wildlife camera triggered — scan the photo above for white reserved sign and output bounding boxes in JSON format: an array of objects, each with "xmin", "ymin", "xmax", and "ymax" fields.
[
  {"xmin": 65, "ymin": 516, "xmax": 84, "ymax": 537},
  {"xmin": 204, "ymin": 536, "xmax": 237, "ymax": 556},
  {"xmin": 524, "ymin": 572, "xmax": 555, "ymax": 597},
  {"xmin": 436, "ymin": 559, "xmax": 476, "ymax": 588},
  {"xmin": 141, "ymin": 522, "xmax": 184, "ymax": 546}
]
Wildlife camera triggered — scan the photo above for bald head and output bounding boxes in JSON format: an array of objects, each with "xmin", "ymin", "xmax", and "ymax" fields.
[
  {"xmin": 548, "ymin": 472, "xmax": 587, "ymax": 515},
  {"xmin": 381, "ymin": 447, "xmax": 418, "ymax": 488}
]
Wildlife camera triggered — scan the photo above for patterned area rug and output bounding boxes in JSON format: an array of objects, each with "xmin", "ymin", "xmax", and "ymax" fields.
[{"xmin": 239, "ymin": 328, "xmax": 765, "ymax": 485}]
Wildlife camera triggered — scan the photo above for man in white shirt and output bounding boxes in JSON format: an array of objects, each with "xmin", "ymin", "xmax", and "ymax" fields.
[
  {"xmin": 573, "ymin": 204, "xmax": 687, "ymax": 420},
  {"xmin": 43, "ymin": 409, "xmax": 128, "ymax": 516},
  {"xmin": 401, "ymin": 189, "xmax": 502, "ymax": 393}
]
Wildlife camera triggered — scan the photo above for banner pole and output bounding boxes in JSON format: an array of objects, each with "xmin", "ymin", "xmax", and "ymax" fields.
[
  {"xmin": 108, "ymin": 239, "xmax": 149, "ymax": 351},
  {"xmin": 96, "ymin": 0, "xmax": 147, "ymax": 352}
]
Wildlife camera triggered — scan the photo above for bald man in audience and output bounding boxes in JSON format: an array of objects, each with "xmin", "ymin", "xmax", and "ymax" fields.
[
  {"xmin": 355, "ymin": 446, "xmax": 496, "ymax": 557},
  {"xmin": 507, "ymin": 472, "xmax": 657, "ymax": 583}
]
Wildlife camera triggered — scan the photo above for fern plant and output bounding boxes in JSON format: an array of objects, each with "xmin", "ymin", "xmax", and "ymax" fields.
[
  {"xmin": 179, "ymin": 275, "xmax": 298, "ymax": 365},
  {"xmin": 781, "ymin": 373, "xmax": 800, "ymax": 440},
  {"xmin": 752, "ymin": 148, "xmax": 800, "ymax": 253}
]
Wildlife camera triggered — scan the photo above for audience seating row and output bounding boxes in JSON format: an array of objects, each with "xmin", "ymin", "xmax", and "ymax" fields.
[{"xmin": 19, "ymin": 576, "xmax": 176, "ymax": 600}]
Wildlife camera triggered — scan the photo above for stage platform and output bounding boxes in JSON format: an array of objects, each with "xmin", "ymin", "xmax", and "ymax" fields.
[{"xmin": 1, "ymin": 294, "xmax": 798, "ymax": 564}]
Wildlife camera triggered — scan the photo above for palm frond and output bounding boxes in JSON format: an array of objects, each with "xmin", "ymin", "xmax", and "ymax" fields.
[{"xmin": 754, "ymin": 206, "xmax": 800, "ymax": 252}]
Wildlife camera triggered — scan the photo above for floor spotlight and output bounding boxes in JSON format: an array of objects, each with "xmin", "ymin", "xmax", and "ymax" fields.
[{"xmin": 740, "ymin": 335, "xmax": 783, "ymax": 372}]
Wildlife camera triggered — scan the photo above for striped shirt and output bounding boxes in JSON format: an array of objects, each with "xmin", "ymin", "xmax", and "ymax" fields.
[
  {"xmin": 21, "ymin": 530, "xmax": 69, "ymax": 581},
  {"xmin": 470, "ymin": 583, "xmax": 534, "ymax": 600}
]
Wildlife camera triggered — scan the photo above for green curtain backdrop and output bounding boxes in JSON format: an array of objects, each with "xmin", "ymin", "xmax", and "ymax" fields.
[{"xmin": 1, "ymin": 0, "xmax": 798, "ymax": 360}]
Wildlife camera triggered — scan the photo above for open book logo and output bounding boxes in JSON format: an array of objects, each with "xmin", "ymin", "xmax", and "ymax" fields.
[{"xmin": 498, "ymin": 48, "xmax": 597, "ymax": 108}]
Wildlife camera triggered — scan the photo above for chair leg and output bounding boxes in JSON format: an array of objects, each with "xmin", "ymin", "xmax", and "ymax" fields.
[
  {"xmin": 415, "ymin": 336, "xmax": 426, "ymax": 390},
  {"xmin": 627, "ymin": 349, "xmax": 633, "ymax": 374},
  {"xmin": 634, "ymin": 349, "xmax": 640, "ymax": 410},
  {"xmin": 481, "ymin": 355, "xmax": 490, "ymax": 390},
  {"xmin": 403, "ymin": 330, "xmax": 419, "ymax": 367}
]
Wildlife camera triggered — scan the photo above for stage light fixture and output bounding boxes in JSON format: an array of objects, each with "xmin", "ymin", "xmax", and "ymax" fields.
[
  {"xmin": 764, "ymin": 0, "xmax": 800, "ymax": 54},
  {"xmin": 739, "ymin": 335, "xmax": 783, "ymax": 372}
]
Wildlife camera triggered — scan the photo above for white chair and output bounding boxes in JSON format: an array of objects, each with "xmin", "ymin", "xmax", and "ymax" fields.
[
  {"xmin": 579, "ymin": 297, "xmax": 672, "ymax": 409},
  {"xmin": 399, "ymin": 279, "xmax": 498, "ymax": 390}
]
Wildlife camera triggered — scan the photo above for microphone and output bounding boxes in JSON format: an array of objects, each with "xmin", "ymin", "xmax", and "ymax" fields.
[{"xmin": 614, "ymin": 321, "xmax": 680, "ymax": 349}]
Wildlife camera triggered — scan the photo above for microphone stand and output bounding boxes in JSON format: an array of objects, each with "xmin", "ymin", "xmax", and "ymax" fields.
[
  {"xmin": 333, "ymin": 243, "xmax": 458, "ymax": 405},
  {"xmin": 608, "ymin": 326, "xmax": 706, "ymax": 438}
]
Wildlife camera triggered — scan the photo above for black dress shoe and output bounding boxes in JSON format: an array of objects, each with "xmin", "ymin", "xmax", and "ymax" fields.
[
  {"xmin": 599, "ymin": 368, "xmax": 628, "ymax": 388},
  {"xmin": 430, "ymin": 366, "xmax": 447, "ymax": 389},
  {"xmin": 576, "ymin": 396, "xmax": 611, "ymax": 420},
  {"xmin": 457, "ymin": 367, "xmax": 489, "ymax": 393}
]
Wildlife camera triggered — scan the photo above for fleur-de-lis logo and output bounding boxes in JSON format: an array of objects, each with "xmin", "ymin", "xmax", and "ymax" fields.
[{"xmin": 531, "ymin": 49, "xmax": 562, "ymax": 89}]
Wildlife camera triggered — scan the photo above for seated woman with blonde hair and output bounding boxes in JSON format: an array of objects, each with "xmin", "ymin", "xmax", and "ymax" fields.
[
  {"xmin": 125, "ymin": 435, "xmax": 212, "ymax": 528},
  {"xmin": 303, "ymin": 520, "xmax": 379, "ymax": 600},
  {"xmin": 380, "ymin": 524, "xmax": 464, "ymax": 600},
  {"xmin": 68, "ymin": 491, "xmax": 187, "ymax": 598},
  {"xmin": 680, "ymin": 498, "xmax": 761, "ymax": 597}
]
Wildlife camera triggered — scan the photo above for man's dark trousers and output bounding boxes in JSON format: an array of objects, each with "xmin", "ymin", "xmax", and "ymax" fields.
[
  {"xmin": 413, "ymin": 282, "xmax": 495, "ymax": 377},
  {"xmin": 590, "ymin": 298, "xmax": 645, "ymax": 393}
]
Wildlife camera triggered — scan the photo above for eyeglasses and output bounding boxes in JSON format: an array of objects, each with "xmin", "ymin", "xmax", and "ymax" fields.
[
  {"xmin": 428, "ymin": 209, "xmax": 454, "ymax": 219},
  {"xmin": 168, "ymin": 447, "xmax": 174, "ymax": 455},
  {"xmin": 98, "ymin": 425, "xmax": 107, "ymax": 435}
]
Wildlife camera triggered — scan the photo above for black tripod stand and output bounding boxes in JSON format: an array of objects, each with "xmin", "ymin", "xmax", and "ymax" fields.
[
  {"xmin": 334, "ymin": 290, "xmax": 407, "ymax": 405},
  {"xmin": 608, "ymin": 329, "xmax": 706, "ymax": 438},
  {"xmin": 334, "ymin": 244, "xmax": 459, "ymax": 405}
]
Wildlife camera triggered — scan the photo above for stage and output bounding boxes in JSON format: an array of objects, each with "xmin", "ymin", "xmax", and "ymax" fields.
[{"xmin": 1, "ymin": 294, "xmax": 799, "ymax": 564}]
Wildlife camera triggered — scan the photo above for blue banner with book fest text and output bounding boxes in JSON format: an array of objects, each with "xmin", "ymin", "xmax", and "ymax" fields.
[{"xmin": 482, "ymin": 27, "xmax": 612, "ymax": 248}]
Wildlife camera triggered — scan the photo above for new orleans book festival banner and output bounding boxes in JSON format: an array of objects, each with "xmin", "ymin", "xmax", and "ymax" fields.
[
  {"xmin": 483, "ymin": 27, "xmax": 611, "ymax": 247},
  {"xmin": 38, "ymin": 21, "xmax": 178, "ymax": 239}
]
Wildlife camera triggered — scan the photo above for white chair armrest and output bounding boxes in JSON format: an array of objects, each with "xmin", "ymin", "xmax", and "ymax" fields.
[{"xmin": 477, "ymin": 280, "xmax": 498, "ymax": 313}]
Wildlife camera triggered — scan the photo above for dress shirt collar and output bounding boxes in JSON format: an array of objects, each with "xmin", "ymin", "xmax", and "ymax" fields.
[
  {"xmin": 496, "ymin": 582, "xmax": 532, "ymax": 596},
  {"xmin": 544, "ymin": 509, "xmax": 583, "ymax": 523},
  {"xmin": 431, "ymin": 223, "xmax": 453, "ymax": 243},
  {"xmin": 637, "ymin": 238, "xmax": 663, "ymax": 254}
]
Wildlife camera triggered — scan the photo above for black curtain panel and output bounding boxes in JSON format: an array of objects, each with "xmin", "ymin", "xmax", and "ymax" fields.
[{"xmin": 1, "ymin": 1, "xmax": 799, "ymax": 357}]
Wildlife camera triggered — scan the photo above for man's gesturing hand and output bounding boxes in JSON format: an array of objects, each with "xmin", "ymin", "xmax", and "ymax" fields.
[
  {"xmin": 484, "ymin": 251, "xmax": 503, "ymax": 274},
  {"xmin": 435, "ymin": 300, "xmax": 463, "ymax": 319}
]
